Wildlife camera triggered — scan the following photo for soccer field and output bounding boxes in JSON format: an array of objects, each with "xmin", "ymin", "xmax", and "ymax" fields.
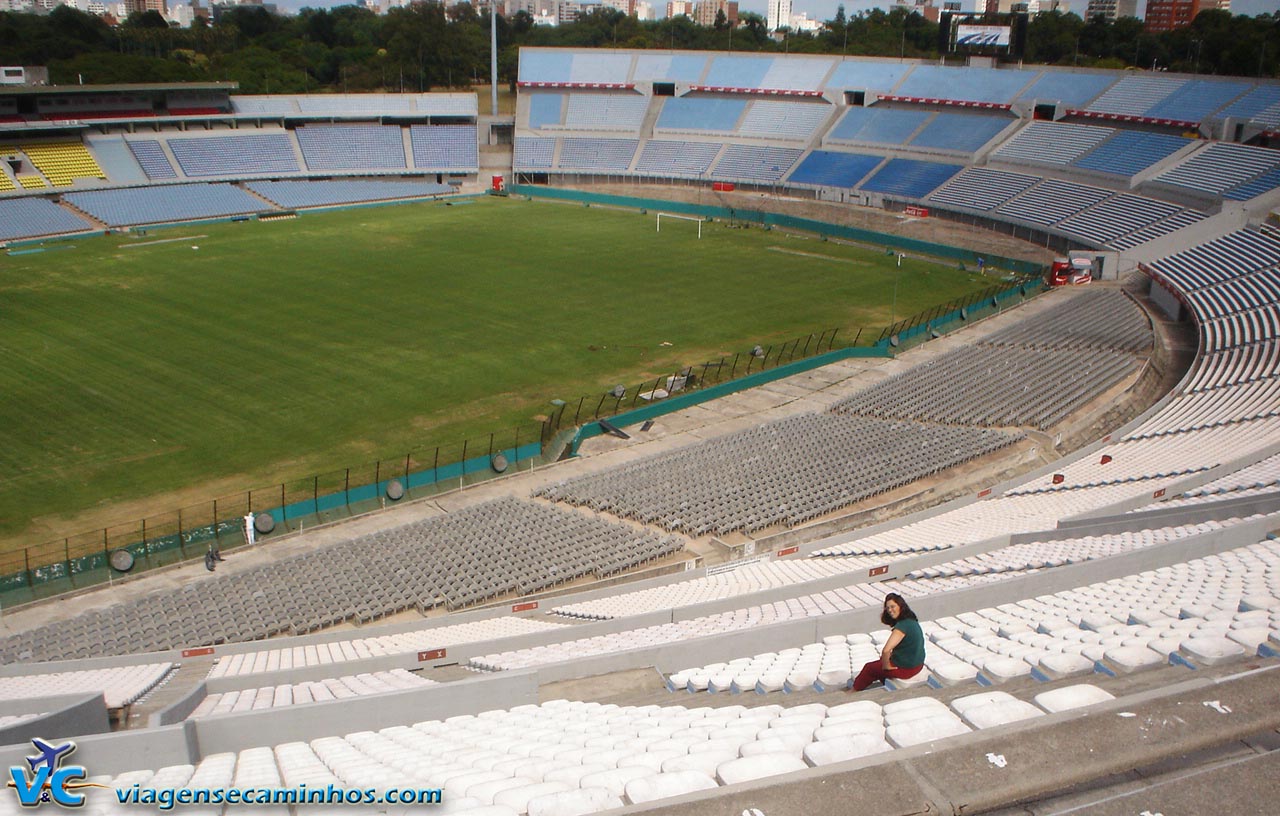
[{"xmin": 0, "ymin": 195, "xmax": 1000, "ymax": 548}]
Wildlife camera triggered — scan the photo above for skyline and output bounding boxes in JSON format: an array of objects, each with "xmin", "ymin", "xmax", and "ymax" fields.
[{"xmin": 272, "ymin": 0, "xmax": 1276, "ymax": 20}]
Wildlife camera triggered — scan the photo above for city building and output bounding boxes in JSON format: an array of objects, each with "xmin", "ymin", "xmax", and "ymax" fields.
[
  {"xmin": 1085, "ymin": 0, "xmax": 1136, "ymax": 20},
  {"xmin": 766, "ymin": 0, "xmax": 791, "ymax": 31},
  {"xmin": 1145, "ymin": 0, "xmax": 1228, "ymax": 31},
  {"xmin": 692, "ymin": 0, "xmax": 736, "ymax": 26}
]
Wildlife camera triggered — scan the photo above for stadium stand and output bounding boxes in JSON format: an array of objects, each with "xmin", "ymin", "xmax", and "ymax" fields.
[
  {"xmin": 1225, "ymin": 166, "xmax": 1280, "ymax": 201},
  {"xmin": 826, "ymin": 107, "xmax": 930, "ymax": 146},
  {"xmin": 756, "ymin": 56, "xmax": 833, "ymax": 92},
  {"xmin": 1216, "ymin": 84, "xmax": 1280, "ymax": 130},
  {"xmin": 564, "ymin": 93, "xmax": 649, "ymax": 132},
  {"xmin": 927, "ymin": 167, "xmax": 1039, "ymax": 212},
  {"xmin": 655, "ymin": 97, "xmax": 746, "ymax": 133},
  {"xmin": 409, "ymin": 124, "xmax": 478, "ymax": 170},
  {"xmin": 295, "ymin": 125, "xmax": 406, "ymax": 171},
  {"xmin": 10, "ymin": 142, "xmax": 106, "ymax": 187},
  {"xmin": 710, "ymin": 144, "xmax": 802, "ymax": 183},
  {"xmin": 1072, "ymin": 130, "xmax": 1192, "ymax": 178},
  {"xmin": 1056, "ymin": 193, "xmax": 1182, "ymax": 247},
  {"xmin": 892, "ymin": 66, "xmax": 1035, "ymax": 105},
  {"xmin": 63, "ymin": 184, "xmax": 269, "ymax": 227},
  {"xmin": 0, "ymin": 168, "xmax": 15, "ymax": 193},
  {"xmin": 786, "ymin": 151, "xmax": 882, "ymax": 189},
  {"xmin": 166, "ymin": 132, "xmax": 299, "ymax": 177},
  {"xmin": 514, "ymin": 136, "xmax": 555, "ymax": 169},
  {"xmin": 245, "ymin": 180, "xmax": 452, "ymax": 209},
  {"xmin": 1084, "ymin": 75, "xmax": 1186, "ymax": 118},
  {"xmin": 633, "ymin": 53, "xmax": 710, "ymax": 83},
  {"xmin": 634, "ymin": 140, "xmax": 722, "ymax": 177},
  {"xmin": 1146, "ymin": 79, "xmax": 1252, "ymax": 123},
  {"xmin": 124, "ymin": 139, "xmax": 179, "ymax": 180},
  {"xmin": 1015, "ymin": 71, "xmax": 1115, "ymax": 107},
  {"xmin": 0, "ymin": 197, "xmax": 95, "ymax": 241},
  {"xmin": 557, "ymin": 138, "xmax": 638, "ymax": 172},
  {"xmin": 825, "ymin": 61, "xmax": 911, "ymax": 95},
  {"xmin": 1150, "ymin": 142, "xmax": 1280, "ymax": 196},
  {"xmin": 858, "ymin": 158, "xmax": 962, "ymax": 198},
  {"xmin": 996, "ymin": 178, "xmax": 1111, "ymax": 226},
  {"xmin": 189, "ymin": 670, "xmax": 436, "ymax": 719},
  {"xmin": 535, "ymin": 414, "xmax": 1022, "ymax": 535},
  {"xmin": 1110, "ymin": 208, "xmax": 1207, "ymax": 251},
  {"xmin": 0, "ymin": 497, "xmax": 681, "ymax": 662},
  {"xmin": 703, "ymin": 56, "xmax": 775, "ymax": 90},
  {"xmin": 206, "ymin": 618, "xmax": 568, "ymax": 679},
  {"xmin": 991, "ymin": 121, "xmax": 1113, "ymax": 166},
  {"xmin": 908, "ymin": 112, "xmax": 1012, "ymax": 153},
  {"xmin": 830, "ymin": 345, "xmax": 1140, "ymax": 430},
  {"xmin": 738, "ymin": 100, "xmax": 832, "ymax": 141},
  {"xmin": 0, "ymin": 663, "xmax": 172, "ymax": 709}
]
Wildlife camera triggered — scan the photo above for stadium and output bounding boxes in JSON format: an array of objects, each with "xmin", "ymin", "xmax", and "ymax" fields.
[{"xmin": 0, "ymin": 44, "xmax": 1279, "ymax": 815}]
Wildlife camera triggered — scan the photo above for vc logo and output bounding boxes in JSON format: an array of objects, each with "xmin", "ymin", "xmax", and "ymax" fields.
[{"xmin": 7, "ymin": 739, "xmax": 93, "ymax": 808}]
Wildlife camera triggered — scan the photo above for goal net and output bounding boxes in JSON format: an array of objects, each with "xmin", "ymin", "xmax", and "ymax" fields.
[{"xmin": 656, "ymin": 212, "xmax": 704, "ymax": 239}]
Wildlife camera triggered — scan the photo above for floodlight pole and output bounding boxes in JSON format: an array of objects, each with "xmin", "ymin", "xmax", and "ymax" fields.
[{"xmin": 490, "ymin": 0, "xmax": 499, "ymax": 116}]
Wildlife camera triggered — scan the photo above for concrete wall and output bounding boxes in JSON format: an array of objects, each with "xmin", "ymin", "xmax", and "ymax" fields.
[
  {"xmin": 1, "ymin": 672, "xmax": 539, "ymax": 775},
  {"xmin": 0, "ymin": 722, "xmax": 195, "ymax": 778},
  {"xmin": 0, "ymin": 693, "xmax": 109, "ymax": 747}
]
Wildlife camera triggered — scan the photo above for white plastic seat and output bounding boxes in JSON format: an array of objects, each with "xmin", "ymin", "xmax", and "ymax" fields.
[
  {"xmin": 1175, "ymin": 634, "xmax": 1246, "ymax": 667},
  {"xmin": 803, "ymin": 734, "xmax": 892, "ymax": 766},
  {"xmin": 492, "ymin": 781, "xmax": 571, "ymax": 813},
  {"xmin": 623, "ymin": 770, "xmax": 717, "ymax": 804},
  {"xmin": 885, "ymin": 714, "xmax": 971, "ymax": 747},
  {"xmin": 526, "ymin": 787, "xmax": 623, "ymax": 816},
  {"xmin": 1033, "ymin": 684, "xmax": 1116, "ymax": 713},
  {"xmin": 1033, "ymin": 652, "xmax": 1095, "ymax": 681},
  {"xmin": 716, "ymin": 753, "xmax": 808, "ymax": 785},
  {"xmin": 660, "ymin": 750, "xmax": 738, "ymax": 777},
  {"xmin": 1098, "ymin": 645, "xmax": 1165, "ymax": 675},
  {"xmin": 928, "ymin": 661, "xmax": 979, "ymax": 687},
  {"xmin": 577, "ymin": 767, "xmax": 652, "ymax": 797}
]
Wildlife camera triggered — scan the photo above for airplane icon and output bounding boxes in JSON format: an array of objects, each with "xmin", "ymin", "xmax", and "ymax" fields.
[{"xmin": 25, "ymin": 739, "xmax": 74, "ymax": 774}]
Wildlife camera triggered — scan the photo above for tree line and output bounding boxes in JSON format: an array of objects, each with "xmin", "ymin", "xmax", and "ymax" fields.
[{"xmin": 0, "ymin": 3, "xmax": 1275, "ymax": 94}]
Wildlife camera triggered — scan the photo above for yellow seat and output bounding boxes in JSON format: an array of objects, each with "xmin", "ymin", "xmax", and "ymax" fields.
[
  {"xmin": 19, "ymin": 141, "xmax": 105, "ymax": 186},
  {"xmin": 17, "ymin": 175, "xmax": 47, "ymax": 189}
]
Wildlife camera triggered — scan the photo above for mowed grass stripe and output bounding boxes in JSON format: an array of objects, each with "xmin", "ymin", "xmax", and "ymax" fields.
[{"xmin": 0, "ymin": 196, "xmax": 992, "ymax": 547}]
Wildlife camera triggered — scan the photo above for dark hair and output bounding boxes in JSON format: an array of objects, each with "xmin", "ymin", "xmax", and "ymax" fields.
[{"xmin": 881, "ymin": 593, "xmax": 918, "ymax": 626}]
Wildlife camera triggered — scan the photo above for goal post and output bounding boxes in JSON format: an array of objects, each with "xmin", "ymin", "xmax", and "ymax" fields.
[{"xmin": 656, "ymin": 212, "xmax": 703, "ymax": 239}]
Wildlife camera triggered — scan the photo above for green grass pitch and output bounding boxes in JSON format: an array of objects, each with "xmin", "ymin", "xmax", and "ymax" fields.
[{"xmin": 0, "ymin": 195, "xmax": 997, "ymax": 548}]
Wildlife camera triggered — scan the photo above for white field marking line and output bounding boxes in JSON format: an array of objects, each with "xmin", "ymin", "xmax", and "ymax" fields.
[
  {"xmin": 121, "ymin": 235, "xmax": 208, "ymax": 249},
  {"xmin": 766, "ymin": 246, "xmax": 867, "ymax": 265}
]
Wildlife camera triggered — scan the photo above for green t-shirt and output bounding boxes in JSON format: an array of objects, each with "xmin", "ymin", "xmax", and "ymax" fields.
[{"xmin": 890, "ymin": 618, "xmax": 925, "ymax": 669}]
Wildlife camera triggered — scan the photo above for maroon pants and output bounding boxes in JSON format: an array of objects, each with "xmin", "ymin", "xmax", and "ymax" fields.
[{"xmin": 851, "ymin": 659, "xmax": 923, "ymax": 691}]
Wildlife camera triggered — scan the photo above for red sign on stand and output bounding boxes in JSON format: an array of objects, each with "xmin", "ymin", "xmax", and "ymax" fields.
[
  {"xmin": 512, "ymin": 601, "xmax": 538, "ymax": 613},
  {"xmin": 904, "ymin": 205, "xmax": 929, "ymax": 217},
  {"xmin": 417, "ymin": 649, "xmax": 447, "ymax": 662}
]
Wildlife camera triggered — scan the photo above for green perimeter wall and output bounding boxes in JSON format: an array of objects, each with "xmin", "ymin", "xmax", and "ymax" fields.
[{"xmin": 507, "ymin": 185, "xmax": 1045, "ymax": 278}]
